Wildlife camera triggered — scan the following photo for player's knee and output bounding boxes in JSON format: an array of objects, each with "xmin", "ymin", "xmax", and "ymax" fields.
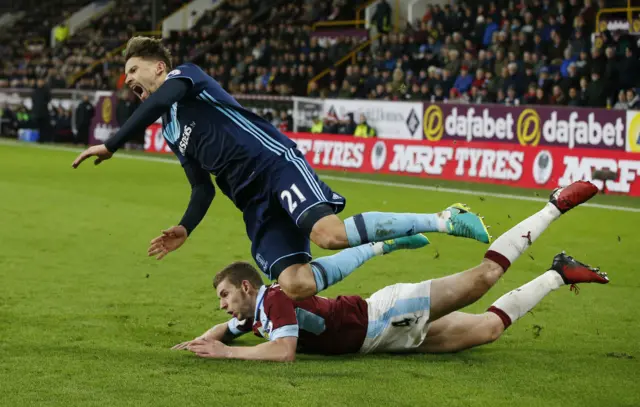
[
  {"xmin": 278, "ymin": 268, "xmax": 316, "ymax": 301},
  {"xmin": 475, "ymin": 260, "xmax": 504, "ymax": 292},
  {"xmin": 484, "ymin": 315, "xmax": 505, "ymax": 344},
  {"xmin": 310, "ymin": 216, "xmax": 348, "ymax": 250}
]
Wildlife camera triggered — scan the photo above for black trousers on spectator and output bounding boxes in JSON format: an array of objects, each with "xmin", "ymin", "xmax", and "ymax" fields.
[
  {"xmin": 36, "ymin": 117, "xmax": 51, "ymax": 143},
  {"xmin": 76, "ymin": 126, "xmax": 90, "ymax": 145}
]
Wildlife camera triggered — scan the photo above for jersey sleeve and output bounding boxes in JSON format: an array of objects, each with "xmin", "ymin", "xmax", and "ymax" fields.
[
  {"xmin": 264, "ymin": 290, "xmax": 299, "ymax": 341},
  {"xmin": 164, "ymin": 63, "xmax": 207, "ymax": 95},
  {"xmin": 227, "ymin": 318, "xmax": 253, "ymax": 337}
]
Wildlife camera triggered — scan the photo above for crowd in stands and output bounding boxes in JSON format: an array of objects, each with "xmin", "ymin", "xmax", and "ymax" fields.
[
  {"xmin": 0, "ymin": 0, "xmax": 187, "ymax": 91},
  {"xmin": 305, "ymin": 0, "xmax": 640, "ymax": 109},
  {"xmin": 2, "ymin": 0, "xmax": 640, "ymax": 114}
]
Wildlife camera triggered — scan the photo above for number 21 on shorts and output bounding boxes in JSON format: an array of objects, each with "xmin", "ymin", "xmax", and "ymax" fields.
[{"xmin": 280, "ymin": 183, "xmax": 306, "ymax": 214}]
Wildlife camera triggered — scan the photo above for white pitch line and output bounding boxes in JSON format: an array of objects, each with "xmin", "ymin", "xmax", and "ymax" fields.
[{"xmin": 3, "ymin": 139, "xmax": 640, "ymax": 213}]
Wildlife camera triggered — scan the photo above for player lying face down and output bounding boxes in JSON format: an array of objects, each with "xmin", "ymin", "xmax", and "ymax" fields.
[{"xmin": 172, "ymin": 182, "xmax": 608, "ymax": 361}]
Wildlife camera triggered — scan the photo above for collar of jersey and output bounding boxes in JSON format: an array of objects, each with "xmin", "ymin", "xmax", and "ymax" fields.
[{"xmin": 254, "ymin": 285, "xmax": 268, "ymax": 321}]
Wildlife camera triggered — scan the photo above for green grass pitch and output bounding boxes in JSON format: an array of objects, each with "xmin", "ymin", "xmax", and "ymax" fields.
[{"xmin": 1, "ymin": 141, "xmax": 639, "ymax": 407}]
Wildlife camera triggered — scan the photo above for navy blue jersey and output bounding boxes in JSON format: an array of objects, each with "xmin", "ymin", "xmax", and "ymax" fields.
[{"xmin": 161, "ymin": 63, "xmax": 296, "ymax": 206}]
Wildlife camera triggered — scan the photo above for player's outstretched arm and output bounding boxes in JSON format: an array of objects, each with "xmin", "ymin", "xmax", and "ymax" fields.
[
  {"xmin": 148, "ymin": 160, "xmax": 215, "ymax": 259},
  {"xmin": 172, "ymin": 322, "xmax": 238, "ymax": 350},
  {"xmin": 187, "ymin": 337, "xmax": 298, "ymax": 362},
  {"xmin": 71, "ymin": 79, "xmax": 190, "ymax": 168}
]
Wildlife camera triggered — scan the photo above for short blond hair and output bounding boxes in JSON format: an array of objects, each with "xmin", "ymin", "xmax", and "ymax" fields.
[{"xmin": 123, "ymin": 36, "xmax": 172, "ymax": 69}]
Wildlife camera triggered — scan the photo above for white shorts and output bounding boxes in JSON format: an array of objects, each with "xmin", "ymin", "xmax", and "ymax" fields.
[{"xmin": 359, "ymin": 280, "xmax": 432, "ymax": 354}]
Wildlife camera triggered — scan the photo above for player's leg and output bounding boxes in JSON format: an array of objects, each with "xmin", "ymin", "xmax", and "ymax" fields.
[
  {"xmin": 428, "ymin": 180, "xmax": 599, "ymax": 321},
  {"xmin": 278, "ymin": 235, "xmax": 431, "ymax": 300},
  {"xmin": 250, "ymin": 201, "xmax": 430, "ymax": 300},
  {"xmin": 277, "ymin": 148, "xmax": 491, "ymax": 249},
  {"xmin": 310, "ymin": 204, "xmax": 491, "ymax": 250},
  {"xmin": 419, "ymin": 253, "xmax": 609, "ymax": 353},
  {"xmin": 417, "ymin": 311, "xmax": 504, "ymax": 353}
]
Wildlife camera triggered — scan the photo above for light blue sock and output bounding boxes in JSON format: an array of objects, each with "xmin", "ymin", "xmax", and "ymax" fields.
[
  {"xmin": 343, "ymin": 212, "xmax": 445, "ymax": 246},
  {"xmin": 311, "ymin": 243, "xmax": 383, "ymax": 292}
]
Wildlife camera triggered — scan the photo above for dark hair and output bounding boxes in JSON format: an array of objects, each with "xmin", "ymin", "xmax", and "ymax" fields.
[
  {"xmin": 123, "ymin": 36, "xmax": 172, "ymax": 69},
  {"xmin": 213, "ymin": 262, "xmax": 263, "ymax": 290}
]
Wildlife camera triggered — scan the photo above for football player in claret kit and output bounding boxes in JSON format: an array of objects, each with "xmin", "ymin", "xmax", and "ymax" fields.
[
  {"xmin": 72, "ymin": 36, "xmax": 491, "ymax": 301},
  {"xmin": 174, "ymin": 182, "xmax": 609, "ymax": 361}
]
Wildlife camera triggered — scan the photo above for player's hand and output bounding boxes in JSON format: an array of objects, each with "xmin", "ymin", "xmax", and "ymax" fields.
[
  {"xmin": 71, "ymin": 144, "xmax": 113, "ymax": 168},
  {"xmin": 172, "ymin": 335, "xmax": 207, "ymax": 350},
  {"xmin": 187, "ymin": 339, "xmax": 231, "ymax": 359},
  {"xmin": 171, "ymin": 339, "xmax": 198, "ymax": 350},
  {"xmin": 148, "ymin": 225, "xmax": 188, "ymax": 260}
]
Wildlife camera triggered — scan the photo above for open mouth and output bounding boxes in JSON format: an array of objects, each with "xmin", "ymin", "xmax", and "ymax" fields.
[{"xmin": 130, "ymin": 83, "xmax": 147, "ymax": 100}]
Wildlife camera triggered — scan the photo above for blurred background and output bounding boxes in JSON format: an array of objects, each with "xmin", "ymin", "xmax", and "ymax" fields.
[{"xmin": 1, "ymin": 0, "xmax": 640, "ymax": 145}]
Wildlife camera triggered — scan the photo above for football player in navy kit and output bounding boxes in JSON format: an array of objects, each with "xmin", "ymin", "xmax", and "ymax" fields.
[{"xmin": 72, "ymin": 36, "xmax": 497, "ymax": 301}]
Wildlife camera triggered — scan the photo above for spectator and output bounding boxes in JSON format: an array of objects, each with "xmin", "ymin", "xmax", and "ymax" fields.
[
  {"xmin": 522, "ymin": 64, "xmax": 537, "ymax": 86},
  {"xmin": 419, "ymin": 83, "xmax": 431, "ymax": 101},
  {"xmin": 371, "ymin": 0, "xmax": 392, "ymax": 35},
  {"xmin": 310, "ymin": 116, "xmax": 323, "ymax": 133},
  {"xmin": 338, "ymin": 80, "xmax": 351, "ymax": 98},
  {"xmin": 52, "ymin": 106, "xmax": 72, "ymax": 142},
  {"xmin": 31, "ymin": 78, "xmax": 51, "ymax": 143},
  {"xmin": 504, "ymin": 86, "xmax": 521, "ymax": 106},
  {"xmin": 483, "ymin": 16, "xmax": 499, "ymax": 48},
  {"xmin": 504, "ymin": 62, "xmax": 524, "ymax": 96},
  {"xmin": 579, "ymin": 76, "xmax": 589, "ymax": 104},
  {"xmin": 74, "ymin": 95, "xmax": 95, "ymax": 146},
  {"xmin": 453, "ymin": 65, "xmax": 473, "ymax": 93},
  {"xmin": 626, "ymin": 89, "xmax": 640, "ymax": 109},
  {"xmin": 116, "ymin": 90, "xmax": 142, "ymax": 148},
  {"xmin": 278, "ymin": 110, "xmax": 292, "ymax": 133},
  {"xmin": 470, "ymin": 86, "xmax": 489, "ymax": 104},
  {"xmin": 308, "ymin": 81, "xmax": 320, "ymax": 97},
  {"xmin": 338, "ymin": 113, "xmax": 357, "ymax": 135},
  {"xmin": 618, "ymin": 47, "xmax": 639, "ymax": 91},
  {"xmin": 472, "ymin": 68, "xmax": 486, "ymax": 89},
  {"xmin": 560, "ymin": 48, "xmax": 577, "ymax": 78},
  {"xmin": 569, "ymin": 29, "xmax": 587, "ymax": 58},
  {"xmin": 567, "ymin": 87, "xmax": 582, "ymax": 106},
  {"xmin": 590, "ymin": 48, "xmax": 606, "ymax": 77},
  {"xmin": 431, "ymin": 84, "xmax": 446, "ymax": 102},
  {"xmin": 613, "ymin": 90, "xmax": 628, "ymax": 110},
  {"xmin": 523, "ymin": 83, "xmax": 538, "ymax": 105},
  {"xmin": 550, "ymin": 85, "xmax": 566, "ymax": 105},
  {"xmin": 448, "ymin": 88, "xmax": 469, "ymax": 104},
  {"xmin": 560, "ymin": 63, "xmax": 580, "ymax": 94},
  {"xmin": 354, "ymin": 114, "xmax": 376, "ymax": 138},
  {"xmin": 327, "ymin": 81, "xmax": 340, "ymax": 98},
  {"xmin": 441, "ymin": 69, "xmax": 454, "ymax": 95},
  {"xmin": 586, "ymin": 71, "xmax": 607, "ymax": 107},
  {"xmin": 535, "ymin": 87, "xmax": 548, "ymax": 105},
  {"xmin": 548, "ymin": 30, "xmax": 566, "ymax": 66}
]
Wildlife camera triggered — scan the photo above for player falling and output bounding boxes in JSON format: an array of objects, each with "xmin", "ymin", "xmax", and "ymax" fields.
[
  {"xmin": 173, "ymin": 182, "xmax": 608, "ymax": 360},
  {"xmin": 72, "ymin": 36, "xmax": 491, "ymax": 301}
]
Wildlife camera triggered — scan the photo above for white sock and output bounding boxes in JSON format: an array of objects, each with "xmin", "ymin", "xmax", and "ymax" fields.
[
  {"xmin": 484, "ymin": 203, "xmax": 561, "ymax": 271},
  {"xmin": 488, "ymin": 270, "xmax": 565, "ymax": 328}
]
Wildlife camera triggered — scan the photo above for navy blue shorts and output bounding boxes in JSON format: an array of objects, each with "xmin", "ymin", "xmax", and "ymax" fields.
[{"xmin": 242, "ymin": 148, "xmax": 346, "ymax": 280}]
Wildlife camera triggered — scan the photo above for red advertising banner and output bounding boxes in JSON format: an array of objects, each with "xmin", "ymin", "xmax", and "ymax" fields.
[
  {"xmin": 144, "ymin": 123, "xmax": 171, "ymax": 154},
  {"xmin": 144, "ymin": 129, "xmax": 640, "ymax": 196},
  {"xmin": 286, "ymin": 133, "xmax": 640, "ymax": 196}
]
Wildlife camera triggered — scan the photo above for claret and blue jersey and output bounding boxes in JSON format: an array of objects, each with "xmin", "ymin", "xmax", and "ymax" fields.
[{"xmin": 227, "ymin": 284, "xmax": 368, "ymax": 355}]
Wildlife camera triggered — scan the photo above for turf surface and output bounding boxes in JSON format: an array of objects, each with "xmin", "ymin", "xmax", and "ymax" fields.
[{"xmin": 1, "ymin": 142, "xmax": 638, "ymax": 407}]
